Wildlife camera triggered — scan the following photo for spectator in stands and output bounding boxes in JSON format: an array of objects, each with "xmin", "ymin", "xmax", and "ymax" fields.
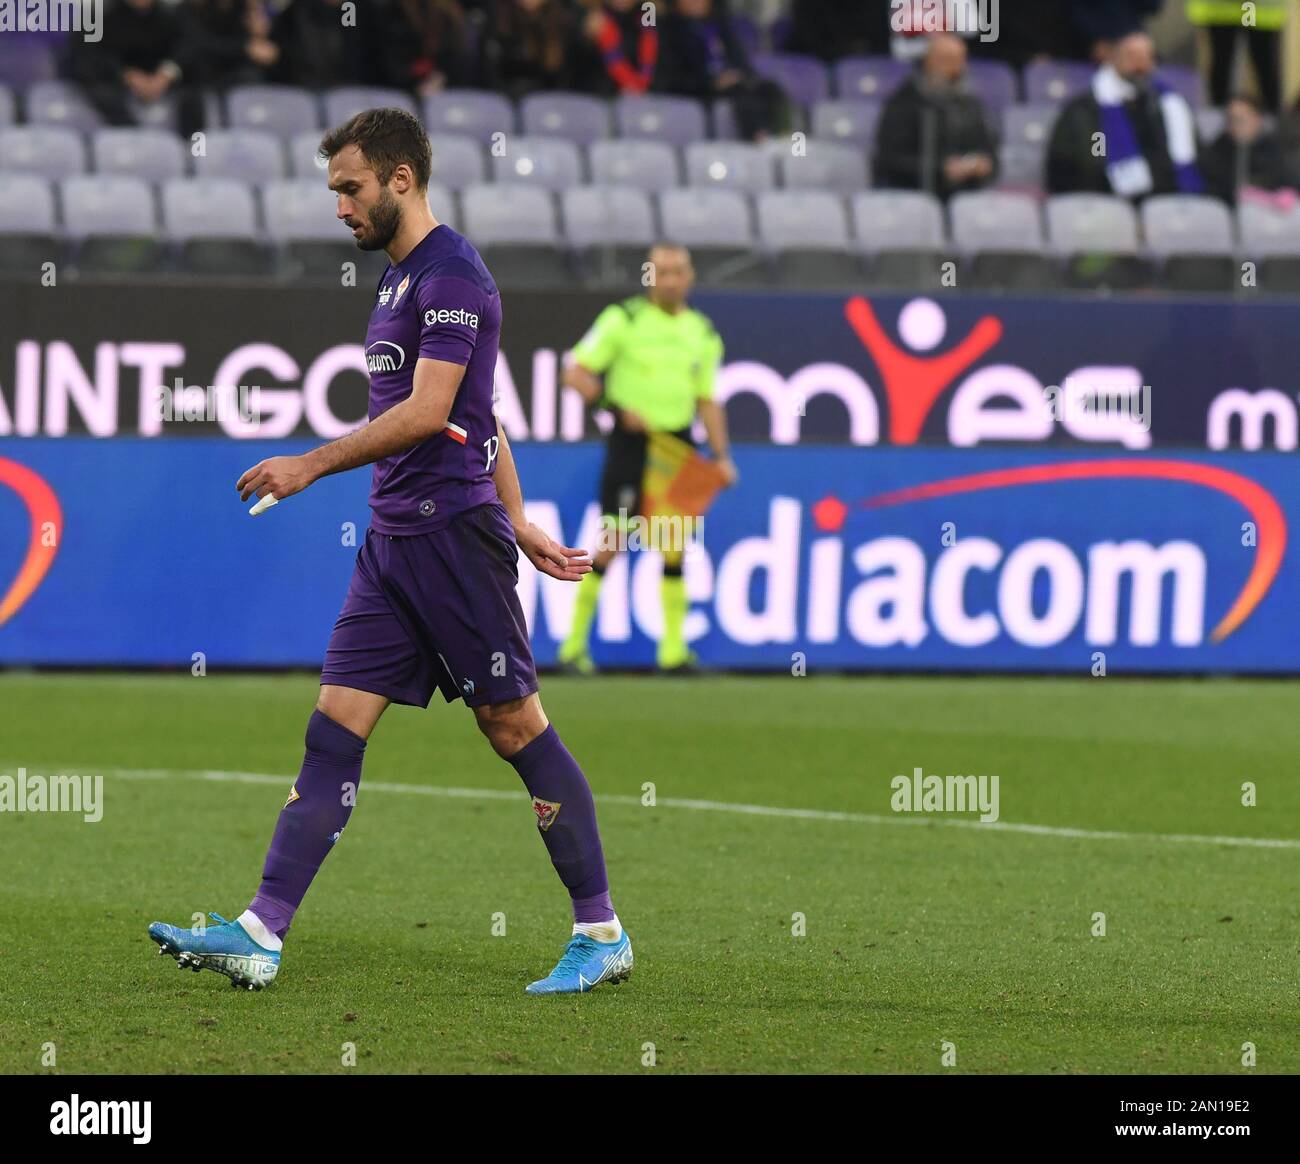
[
  {"xmin": 1069, "ymin": 0, "xmax": 1165, "ymax": 63},
  {"xmin": 378, "ymin": 0, "xmax": 473, "ymax": 96},
  {"xmin": 1047, "ymin": 31, "xmax": 1205, "ymax": 200},
  {"xmin": 657, "ymin": 0, "xmax": 785, "ymax": 141},
  {"xmin": 67, "ymin": 0, "xmax": 205, "ymax": 136},
  {"xmin": 481, "ymin": 0, "xmax": 583, "ymax": 97},
  {"xmin": 968, "ymin": 0, "xmax": 1087, "ymax": 68},
  {"xmin": 582, "ymin": 0, "xmax": 660, "ymax": 95},
  {"xmin": 271, "ymin": 0, "xmax": 374, "ymax": 89},
  {"xmin": 1188, "ymin": 0, "xmax": 1286, "ymax": 112},
  {"xmin": 785, "ymin": 0, "xmax": 887, "ymax": 61},
  {"xmin": 874, "ymin": 33, "xmax": 999, "ymax": 201},
  {"xmin": 1203, "ymin": 94, "xmax": 1297, "ymax": 207},
  {"xmin": 178, "ymin": 0, "xmax": 279, "ymax": 93}
]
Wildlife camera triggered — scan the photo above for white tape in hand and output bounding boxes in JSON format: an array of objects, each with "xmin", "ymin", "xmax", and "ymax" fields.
[{"xmin": 249, "ymin": 493, "xmax": 279, "ymax": 517}]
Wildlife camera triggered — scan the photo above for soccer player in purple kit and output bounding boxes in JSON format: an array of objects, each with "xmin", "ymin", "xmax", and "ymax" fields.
[{"xmin": 147, "ymin": 108, "xmax": 633, "ymax": 996}]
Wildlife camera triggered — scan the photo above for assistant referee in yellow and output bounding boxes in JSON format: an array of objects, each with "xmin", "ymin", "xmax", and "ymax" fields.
[{"xmin": 559, "ymin": 243, "xmax": 737, "ymax": 674}]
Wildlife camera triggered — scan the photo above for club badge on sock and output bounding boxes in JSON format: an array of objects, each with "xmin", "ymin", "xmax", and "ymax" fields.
[{"xmin": 531, "ymin": 797, "xmax": 562, "ymax": 832}]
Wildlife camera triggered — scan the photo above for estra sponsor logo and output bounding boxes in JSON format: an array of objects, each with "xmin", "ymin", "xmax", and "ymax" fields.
[{"xmin": 517, "ymin": 459, "xmax": 1283, "ymax": 654}]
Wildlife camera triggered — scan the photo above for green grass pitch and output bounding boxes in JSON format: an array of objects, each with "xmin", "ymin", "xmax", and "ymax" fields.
[{"xmin": 1, "ymin": 672, "xmax": 1296, "ymax": 1075}]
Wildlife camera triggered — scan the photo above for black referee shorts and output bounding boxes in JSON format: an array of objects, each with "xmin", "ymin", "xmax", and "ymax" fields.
[{"xmin": 598, "ymin": 422, "xmax": 695, "ymax": 521}]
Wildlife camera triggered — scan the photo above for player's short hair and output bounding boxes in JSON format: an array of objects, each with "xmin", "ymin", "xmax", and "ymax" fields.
[
  {"xmin": 648, "ymin": 241, "xmax": 692, "ymax": 263},
  {"xmin": 319, "ymin": 107, "xmax": 432, "ymax": 190}
]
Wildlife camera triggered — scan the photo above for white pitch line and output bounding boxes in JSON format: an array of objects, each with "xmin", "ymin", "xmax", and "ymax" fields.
[{"xmin": 12, "ymin": 763, "xmax": 1300, "ymax": 852}]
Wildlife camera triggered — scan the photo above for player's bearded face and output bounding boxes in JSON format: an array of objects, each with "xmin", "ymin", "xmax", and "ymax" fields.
[{"xmin": 354, "ymin": 186, "xmax": 402, "ymax": 251}]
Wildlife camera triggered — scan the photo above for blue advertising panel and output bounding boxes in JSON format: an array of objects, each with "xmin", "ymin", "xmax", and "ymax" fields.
[{"xmin": 0, "ymin": 439, "xmax": 1294, "ymax": 672}]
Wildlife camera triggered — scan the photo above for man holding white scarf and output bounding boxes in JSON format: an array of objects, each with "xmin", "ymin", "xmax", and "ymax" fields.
[{"xmin": 1047, "ymin": 32, "xmax": 1205, "ymax": 201}]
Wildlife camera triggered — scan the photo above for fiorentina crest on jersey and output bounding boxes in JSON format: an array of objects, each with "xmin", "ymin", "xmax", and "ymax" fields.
[
  {"xmin": 532, "ymin": 796, "xmax": 561, "ymax": 831},
  {"xmin": 392, "ymin": 272, "xmax": 411, "ymax": 306}
]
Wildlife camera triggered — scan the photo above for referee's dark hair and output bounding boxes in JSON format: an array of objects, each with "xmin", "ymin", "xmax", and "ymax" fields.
[{"xmin": 319, "ymin": 108, "xmax": 433, "ymax": 190}]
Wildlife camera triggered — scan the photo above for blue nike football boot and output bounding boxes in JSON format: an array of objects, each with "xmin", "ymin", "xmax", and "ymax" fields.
[
  {"xmin": 525, "ymin": 931, "xmax": 633, "ymax": 995},
  {"xmin": 148, "ymin": 912, "xmax": 280, "ymax": 991}
]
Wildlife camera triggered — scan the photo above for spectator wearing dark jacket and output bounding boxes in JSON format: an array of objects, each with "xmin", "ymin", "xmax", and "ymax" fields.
[
  {"xmin": 177, "ymin": 0, "xmax": 278, "ymax": 92},
  {"xmin": 482, "ymin": 0, "xmax": 582, "ymax": 97},
  {"xmin": 657, "ymin": 0, "xmax": 784, "ymax": 141},
  {"xmin": 1047, "ymin": 32, "xmax": 1205, "ymax": 199},
  {"xmin": 378, "ymin": 0, "xmax": 473, "ymax": 96},
  {"xmin": 785, "ymin": 0, "xmax": 888, "ymax": 61},
  {"xmin": 1069, "ymin": 0, "xmax": 1165, "ymax": 61},
  {"xmin": 581, "ymin": 0, "xmax": 660, "ymax": 95},
  {"xmin": 874, "ymin": 34, "xmax": 999, "ymax": 201},
  {"xmin": 67, "ymin": 0, "xmax": 204, "ymax": 135},
  {"xmin": 271, "ymin": 0, "xmax": 376, "ymax": 89},
  {"xmin": 1203, "ymin": 94, "xmax": 1298, "ymax": 206}
]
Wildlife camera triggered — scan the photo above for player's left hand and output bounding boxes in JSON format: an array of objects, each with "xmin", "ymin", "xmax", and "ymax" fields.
[
  {"xmin": 516, "ymin": 523, "xmax": 592, "ymax": 582},
  {"xmin": 237, "ymin": 455, "xmax": 316, "ymax": 503},
  {"xmin": 717, "ymin": 456, "xmax": 740, "ymax": 487}
]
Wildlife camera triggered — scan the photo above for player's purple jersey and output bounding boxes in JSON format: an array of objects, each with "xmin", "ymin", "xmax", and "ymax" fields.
[{"xmin": 363, "ymin": 224, "xmax": 501, "ymax": 534}]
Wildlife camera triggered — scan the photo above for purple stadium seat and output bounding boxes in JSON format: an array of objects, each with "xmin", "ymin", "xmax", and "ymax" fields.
[
  {"xmin": 589, "ymin": 139, "xmax": 681, "ymax": 192},
  {"xmin": 757, "ymin": 189, "xmax": 850, "ymax": 250},
  {"xmin": 0, "ymin": 125, "xmax": 86, "ymax": 178},
  {"xmin": 965, "ymin": 59, "xmax": 1020, "ymax": 111},
  {"xmin": 778, "ymin": 141, "xmax": 868, "ymax": 194},
  {"xmin": 684, "ymin": 141, "xmax": 775, "ymax": 193},
  {"xmin": 227, "ymin": 85, "xmax": 320, "ymax": 136},
  {"xmin": 811, "ymin": 99, "xmax": 882, "ymax": 148},
  {"xmin": 490, "ymin": 136, "xmax": 583, "ymax": 191},
  {"xmin": 61, "ymin": 175, "xmax": 157, "ymax": 237},
  {"xmin": 751, "ymin": 52, "xmax": 830, "ymax": 108},
  {"xmin": 461, "ymin": 183, "xmax": 558, "ymax": 244},
  {"xmin": 423, "ymin": 90, "xmax": 515, "ymax": 144},
  {"xmin": 658, "ymin": 187, "xmax": 753, "ymax": 247},
  {"xmin": 92, "ymin": 128, "xmax": 187, "ymax": 181},
  {"xmin": 561, "ymin": 186, "xmax": 655, "ymax": 248},
  {"xmin": 261, "ymin": 178, "xmax": 341, "ymax": 241},
  {"xmin": 1024, "ymin": 59, "xmax": 1093, "ymax": 105},
  {"xmin": 0, "ymin": 33, "xmax": 61, "ymax": 89},
  {"xmin": 0, "ymin": 86, "xmax": 14, "ymax": 127},
  {"xmin": 25, "ymin": 80, "xmax": 102, "ymax": 132},
  {"xmin": 288, "ymin": 129, "xmax": 330, "ymax": 178},
  {"xmin": 834, "ymin": 57, "xmax": 911, "ymax": 101},
  {"xmin": 614, "ymin": 94, "xmax": 708, "ymax": 147},
  {"xmin": 194, "ymin": 129, "xmax": 285, "ymax": 183},
  {"xmin": 323, "ymin": 87, "xmax": 418, "ymax": 128},
  {"xmin": 161, "ymin": 178, "xmax": 258, "ymax": 241},
  {"xmin": 520, "ymin": 92, "xmax": 611, "ymax": 146},
  {"xmin": 427, "ymin": 134, "xmax": 487, "ymax": 191},
  {"xmin": 0, "ymin": 173, "xmax": 57, "ymax": 234}
]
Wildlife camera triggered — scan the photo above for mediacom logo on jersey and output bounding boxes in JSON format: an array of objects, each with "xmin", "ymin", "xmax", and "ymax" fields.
[{"xmin": 424, "ymin": 308, "xmax": 479, "ymax": 329}]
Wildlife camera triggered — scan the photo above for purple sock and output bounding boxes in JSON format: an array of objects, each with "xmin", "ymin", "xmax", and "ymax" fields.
[
  {"xmin": 248, "ymin": 709, "xmax": 366, "ymax": 941},
  {"xmin": 508, "ymin": 724, "xmax": 615, "ymax": 924}
]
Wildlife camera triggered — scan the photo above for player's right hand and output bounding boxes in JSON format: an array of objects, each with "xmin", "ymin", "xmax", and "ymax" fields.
[{"xmin": 516, "ymin": 523, "xmax": 592, "ymax": 583}]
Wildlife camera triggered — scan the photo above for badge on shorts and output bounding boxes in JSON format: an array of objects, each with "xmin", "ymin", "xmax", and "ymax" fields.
[
  {"xmin": 284, "ymin": 784, "xmax": 300, "ymax": 809},
  {"xmin": 532, "ymin": 797, "xmax": 561, "ymax": 832}
]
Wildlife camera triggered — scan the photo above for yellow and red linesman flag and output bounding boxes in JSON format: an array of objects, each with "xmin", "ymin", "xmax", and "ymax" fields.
[{"xmin": 639, "ymin": 431, "xmax": 727, "ymax": 526}]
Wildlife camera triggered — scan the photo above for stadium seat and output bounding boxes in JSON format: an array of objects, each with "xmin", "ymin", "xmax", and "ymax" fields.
[
  {"xmin": 288, "ymin": 129, "xmax": 330, "ymax": 178},
  {"xmin": 751, "ymin": 52, "xmax": 830, "ymax": 109},
  {"xmin": 461, "ymin": 183, "xmax": 571, "ymax": 288},
  {"xmin": 1195, "ymin": 107, "xmax": 1226, "ymax": 143},
  {"xmin": 965, "ymin": 59, "xmax": 1020, "ymax": 111},
  {"xmin": 161, "ymin": 177, "xmax": 272, "ymax": 276},
  {"xmin": 810, "ymin": 99, "xmax": 883, "ymax": 150},
  {"xmin": 427, "ymin": 133, "xmax": 487, "ymax": 190},
  {"xmin": 658, "ymin": 188, "xmax": 765, "ymax": 286},
  {"xmin": 588, "ymin": 139, "xmax": 680, "ymax": 192},
  {"xmin": 426, "ymin": 182, "xmax": 459, "ymax": 232},
  {"xmin": 757, "ymin": 189, "xmax": 859, "ymax": 288},
  {"xmin": 0, "ymin": 125, "xmax": 86, "ymax": 178},
  {"xmin": 227, "ymin": 85, "xmax": 320, "ymax": 136},
  {"xmin": 834, "ymin": 56, "xmax": 911, "ymax": 101},
  {"xmin": 324, "ymin": 87, "xmax": 418, "ymax": 127},
  {"xmin": 92, "ymin": 127, "xmax": 187, "ymax": 181},
  {"xmin": 194, "ymin": 129, "xmax": 286, "ymax": 184},
  {"xmin": 851, "ymin": 190, "xmax": 946, "ymax": 289},
  {"xmin": 61, "ymin": 174, "xmax": 165, "ymax": 274},
  {"xmin": 562, "ymin": 185, "xmax": 655, "ymax": 286},
  {"xmin": 0, "ymin": 33, "xmax": 58, "ymax": 89},
  {"xmin": 1023, "ymin": 59, "xmax": 1094, "ymax": 105},
  {"xmin": 24, "ymin": 80, "xmax": 103, "ymax": 132},
  {"xmin": 0, "ymin": 85, "xmax": 14, "ymax": 127},
  {"xmin": 1238, "ymin": 202, "xmax": 1300, "ymax": 293},
  {"xmin": 710, "ymin": 98, "xmax": 740, "ymax": 141},
  {"xmin": 684, "ymin": 141, "xmax": 775, "ymax": 193},
  {"xmin": 614, "ymin": 94, "xmax": 708, "ymax": 147},
  {"xmin": 998, "ymin": 103, "xmax": 1057, "ymax": 193},
  {"xmin": 263, "ymin": 177, "xmax": 383, "ymax": 281},
  {"xmin": 1046, "ymin": 193, "xmax": 1149, "ymax": 290},
  {"xmin": 1156, "ymin": 65, "xmax": 1205, "ymax": 108},
  {"xmin": 423, "ymin": 90, "xmax": 515, "ymax": 144},
  {"xmin": 949, "ymin": 190, "xmax": 1055, "ymax": 290},
  {"xmin": 1140, "ymin": 194, "xmax": 1237, "ymax": 292},
  {"xmin": 521, "ymin": 92, "xmax": 611, "ymax": 146},
  {"xmin": 490, "ymin": 136, "xmax": 583, "ymax": 191},
  {"xmin": 0, "ymin": 172, "xmax": 65, "ymax": 276},
  {"xmin": 778, "ymin": 141, "xmax": 868, "ymax": 194}
]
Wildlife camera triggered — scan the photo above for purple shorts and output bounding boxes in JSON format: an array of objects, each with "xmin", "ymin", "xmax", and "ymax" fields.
[{"xmin": 320, "ymin": 501, "xmax": 539, "ymax": 709}]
